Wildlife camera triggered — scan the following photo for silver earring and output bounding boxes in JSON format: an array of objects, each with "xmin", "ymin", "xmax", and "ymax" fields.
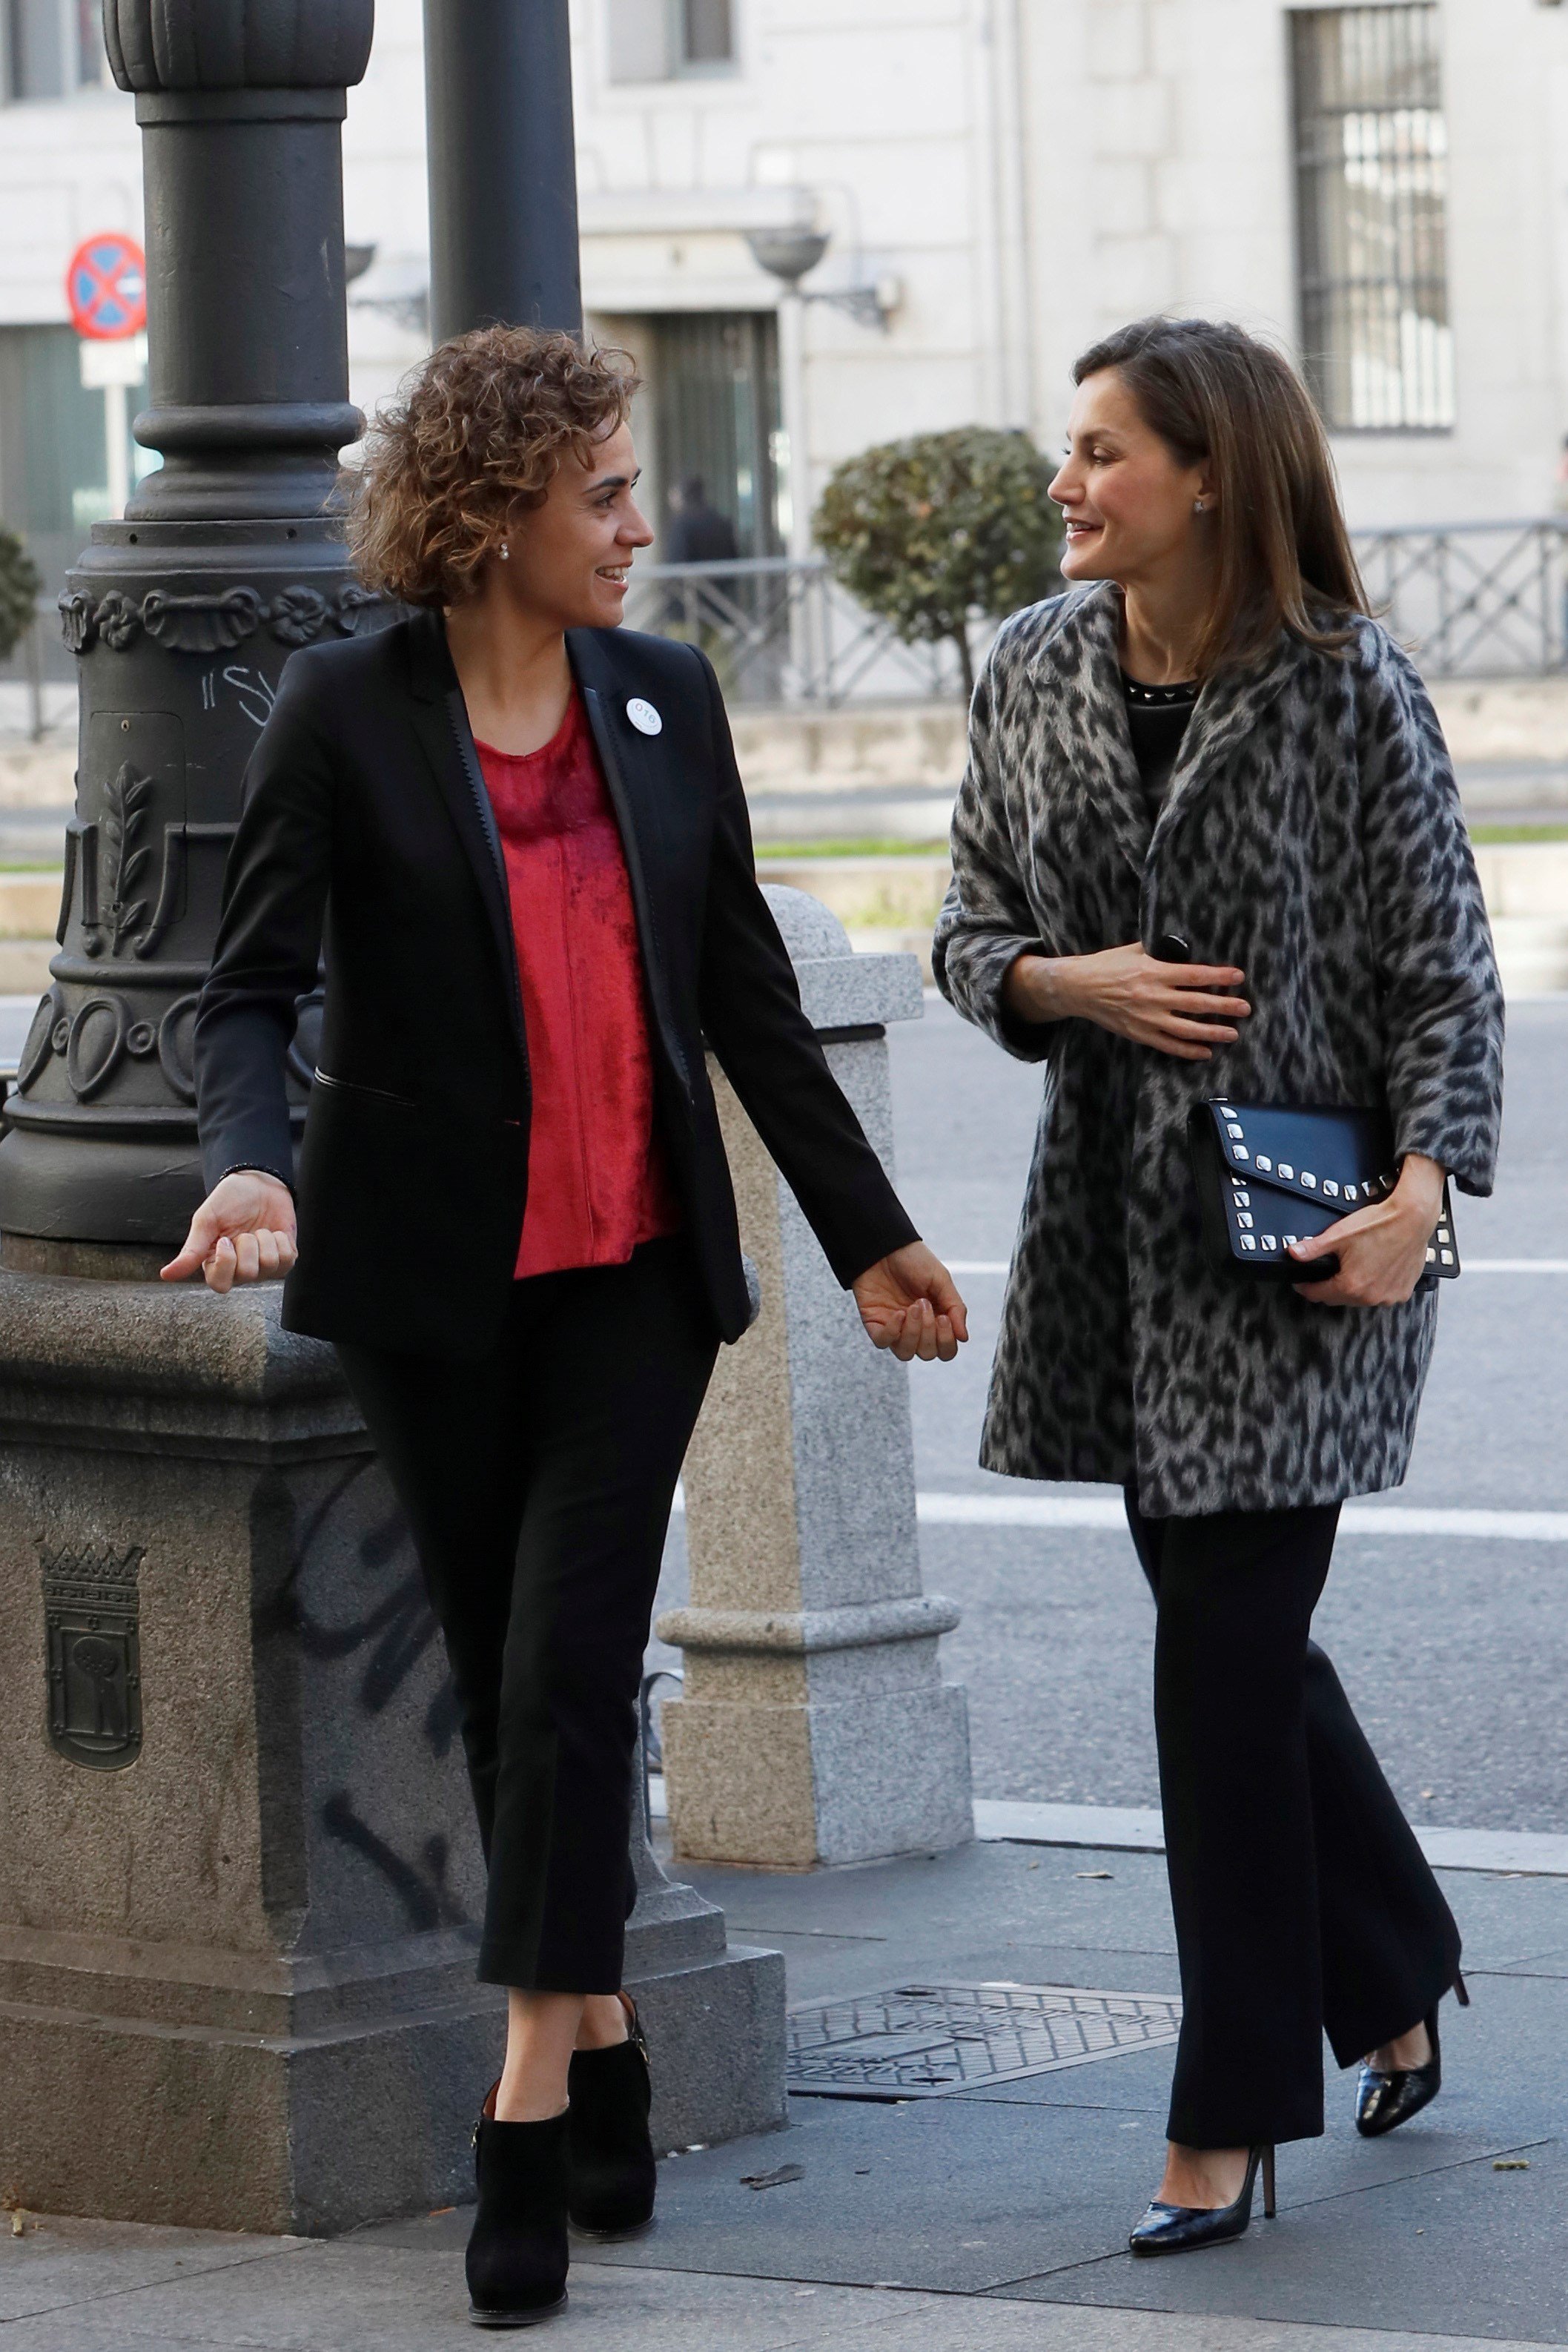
[
  {"xmin": 498, "ymin": 541, "xmax": 510, "ymax": 561},
  {"xmin": 1193, "ymin": 501, "xmax": 1205, "ymax": 514}
]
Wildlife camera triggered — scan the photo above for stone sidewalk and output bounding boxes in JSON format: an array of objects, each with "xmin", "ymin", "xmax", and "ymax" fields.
[{"xmin": 3, "ymin": 1837, "xmax": 1565, "ymax": 2350}]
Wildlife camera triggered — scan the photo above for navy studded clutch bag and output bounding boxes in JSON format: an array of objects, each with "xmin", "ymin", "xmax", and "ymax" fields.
[{"xmin": 1187, "ymin": 1100, "xmax": 1460, "ymax": 1286}]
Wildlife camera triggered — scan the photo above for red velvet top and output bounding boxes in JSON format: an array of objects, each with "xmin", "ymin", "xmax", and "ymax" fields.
[{"xmin": 476, "ymin": 693, "xmax": 680, "ymax": 1279}]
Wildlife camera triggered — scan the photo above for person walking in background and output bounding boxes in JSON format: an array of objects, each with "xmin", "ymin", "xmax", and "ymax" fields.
[
  {"xmin": 663, "ymin": 473, "xmax": 740, "ymax": 566},
  {"xmin": 661, "ymin": 475, "xmax": 741, "ymax": 650},
  {"xmin": 936, "ymin": 315, "xmax": 1503, "ymax": 2256},
  {"xmin": 163, "ymin": 326, "xmax": 967, "ymax": 2329}
]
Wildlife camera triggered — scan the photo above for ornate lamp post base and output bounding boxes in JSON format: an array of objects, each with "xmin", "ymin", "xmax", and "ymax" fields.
[{"xmin": 0, "ymin": 515, "xmax": 373, "ymax": 1254}]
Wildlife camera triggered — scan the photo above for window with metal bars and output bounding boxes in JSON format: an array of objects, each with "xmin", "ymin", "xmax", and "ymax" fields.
[{"xmin": 1291, "ymin": 4, "xmax": 1454, "ymax": 432}]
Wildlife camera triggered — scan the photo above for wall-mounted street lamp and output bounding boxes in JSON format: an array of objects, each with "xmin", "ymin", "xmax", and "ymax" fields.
[
  {"xmin": 744, "ymin": 225, "xmax": 900, "ymax": 564},
  {"xmin": 744, "ymin": 227, "xmax": 902, "ymax": 332}
]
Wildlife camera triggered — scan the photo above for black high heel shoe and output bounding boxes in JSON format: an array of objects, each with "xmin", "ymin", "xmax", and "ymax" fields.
[
  {"xmin": 466, "ymin": 2090, "xmax": 570, "ymax": 2329},
  {"xmin": 1128, "ymin": 2144, "xmax": 1276, "ymax": 2256},
  {"xmin": 1354, "ymin": 1970, "xmax": 1469, "ymax": 2139},
  {"xmin": 566, "ymin": 1994, "xmax": 657, "ymax": 2239}
]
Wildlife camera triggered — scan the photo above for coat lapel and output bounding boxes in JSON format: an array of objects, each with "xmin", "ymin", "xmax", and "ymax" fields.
[
  {"xmin": 1153, "ymin": 630, "xmax": 1299, "ymax": 848},
  {"xmin": 1034, "ymin": 587, "xmax": 1151, "ymax": 882},
  {"xmin": 403, "ymin": 607, "xmax": 524, "ymax": 1047},
  {"xmin": 1033, "ymin": 585, "xmax": 1302, "ymax": 884}
]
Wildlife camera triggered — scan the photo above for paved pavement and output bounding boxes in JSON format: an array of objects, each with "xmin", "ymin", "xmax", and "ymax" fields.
[{"xmin": 5, "ymin": 1840, "xmax": 1566, "ymax": 2347}]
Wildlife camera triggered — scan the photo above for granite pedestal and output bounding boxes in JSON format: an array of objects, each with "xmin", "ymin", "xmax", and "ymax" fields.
[{"xmin": 0, "ymin": 1269, "xmax": 781, "ymax": 2234}]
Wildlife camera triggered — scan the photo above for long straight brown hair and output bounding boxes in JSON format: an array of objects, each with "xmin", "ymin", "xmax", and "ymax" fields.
[{"xmin": 1073, "ymin": 316, "xmax": 1369, "ymax": 678}]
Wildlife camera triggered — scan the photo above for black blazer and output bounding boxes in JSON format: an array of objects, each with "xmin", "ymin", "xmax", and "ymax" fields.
[{"xmin": 193, "ymin": 609, "xmax": 917, "ymax": 1357}]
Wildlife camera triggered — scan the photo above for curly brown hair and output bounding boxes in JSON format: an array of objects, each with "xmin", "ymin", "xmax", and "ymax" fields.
[{"xmin": 347, "ymin": 327, "xmax": 641, "ymax": 608}]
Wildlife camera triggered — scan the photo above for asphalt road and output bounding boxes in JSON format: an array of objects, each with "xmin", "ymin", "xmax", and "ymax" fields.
[{"xmin": 888, "ymin": 990, "xmax": 1568, "ymax": 1834}]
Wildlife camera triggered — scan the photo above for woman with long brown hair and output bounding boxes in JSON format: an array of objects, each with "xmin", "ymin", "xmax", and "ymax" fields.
[
  {"xmin": 936, "ymin": 315, "xmax": 1503, "ymax": 2253},
  {"xmin": 165, "ymin": 326, "xmax": 967, "ymax": 2326}
]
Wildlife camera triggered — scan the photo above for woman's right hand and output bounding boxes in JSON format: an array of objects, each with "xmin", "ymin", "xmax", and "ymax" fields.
[
  {"xmin": 1004, "ymin": 943, "xmax": 1251, "ymax": 1061},
  {"xmin": 159, "ymin": 1171, "xmax": 298, "ymax": 1292}
]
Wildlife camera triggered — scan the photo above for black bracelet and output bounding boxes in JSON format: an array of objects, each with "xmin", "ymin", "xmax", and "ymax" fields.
[{"xmin": 216, "ymin": 1163, "xmax": 296, "ymax": 1198}]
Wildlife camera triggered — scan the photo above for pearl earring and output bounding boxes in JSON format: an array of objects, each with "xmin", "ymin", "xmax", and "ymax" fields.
[{"xmin": 498, "ymin": 541, "xmax": 510, "ymax": 560}]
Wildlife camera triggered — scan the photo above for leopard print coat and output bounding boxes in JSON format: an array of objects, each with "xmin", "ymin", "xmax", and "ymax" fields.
[{"xmin": 933, "ymin": 584, "xmax": 1504, "ymax": 1516}]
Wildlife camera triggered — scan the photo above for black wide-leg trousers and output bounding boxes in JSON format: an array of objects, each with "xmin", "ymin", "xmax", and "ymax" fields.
[
  {"xmin": 1124, "ymin": 1493, "xmax": 1462, "ymax": 2150},
  {"xmin": 337, "ymin": 1236, "xmax": 718, "ymax": 1992}
]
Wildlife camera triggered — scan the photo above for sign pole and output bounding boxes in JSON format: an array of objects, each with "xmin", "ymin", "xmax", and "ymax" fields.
[
  {"xmin": 64, "ymin": 234, "xmax": 148, "ymax": 526},
  {"xmin": 103, "ymin": 382, "xmax": 128, "ymax": 521}
]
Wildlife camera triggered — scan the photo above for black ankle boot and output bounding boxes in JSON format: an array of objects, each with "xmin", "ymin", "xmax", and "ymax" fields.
[
  {"xmin": 466, "ymin": 2097, "xmax": 570, "ymax": 2328},
  {"xmin": 566, "ymin": 1998, "xmax": 657, "ymax": 2239}
]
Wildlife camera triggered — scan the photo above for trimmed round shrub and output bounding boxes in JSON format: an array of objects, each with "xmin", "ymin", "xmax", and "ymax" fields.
[{"xmin": 813, "ymin": 426, "xmax": 1062, "ymax": 697}]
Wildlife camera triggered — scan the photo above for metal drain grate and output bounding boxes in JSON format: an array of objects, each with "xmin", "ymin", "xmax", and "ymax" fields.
[{"xmin": 787, "ymin": 1981, "xmax": 1182, "ymax": 2101}]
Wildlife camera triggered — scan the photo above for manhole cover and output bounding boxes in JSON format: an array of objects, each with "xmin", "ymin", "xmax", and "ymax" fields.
[{"xmin": 787, "ymin": 1981, "xmax": 1182, "ymax": 2101}]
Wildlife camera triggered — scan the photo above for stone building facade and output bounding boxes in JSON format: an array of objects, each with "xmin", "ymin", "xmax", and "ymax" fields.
[{"xmin": 4, "ymin": 0, "xmax": 1568, "ymax": 607}]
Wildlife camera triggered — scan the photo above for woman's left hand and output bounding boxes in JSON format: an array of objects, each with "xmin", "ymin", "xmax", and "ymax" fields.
[
  {"xmin": 852, "ymin": 1242, "xmax": 970, "ymax": 1361},
  {"xmin": 1289, "ymin": 1154, "xmax": 1447, "ymax": 1306}
]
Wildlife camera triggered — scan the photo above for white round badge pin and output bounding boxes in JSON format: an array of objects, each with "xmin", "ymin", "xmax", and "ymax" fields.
[{"xmin": 626, "ymin": 697, "xmax": 663, "ymax": 737}]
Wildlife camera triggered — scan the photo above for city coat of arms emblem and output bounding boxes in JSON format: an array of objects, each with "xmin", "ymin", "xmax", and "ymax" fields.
[{"xmin": 41, "ymin": 1539, "xmax": 145, "ymax": 1769}]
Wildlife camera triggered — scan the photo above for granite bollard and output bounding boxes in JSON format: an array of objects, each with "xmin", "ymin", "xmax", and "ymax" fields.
[{"xmin": 657, "ymin": 888, "xmax": 973, "ymax": 1867}]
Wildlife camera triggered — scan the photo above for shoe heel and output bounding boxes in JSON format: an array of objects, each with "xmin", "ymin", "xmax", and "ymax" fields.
[
  {"xmin": 1259, "ymin": 2144, "xmax": 1276, "ymax": 2221},
  {"xmin": 1454, "ymin": 1969, "xmax": 1470, "ymax": 2008}
]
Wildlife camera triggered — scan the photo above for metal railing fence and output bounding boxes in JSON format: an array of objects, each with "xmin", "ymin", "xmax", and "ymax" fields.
[
  {"xmin": 1349, "ymin": 518, "xmax": 1568, "ymax": 678},
  {"xmin": 0, "ymin": 601, "xmax": 56, "ymax": 741},
  {"xmin": 621, "ymin": 557, "xmax": 966, "ymax": 708},
  {"xmin": 8, "ymin": 526, "xmax": 1568, "ymax": 737},
  {"xmin": 629, "ymin": 526, "xmax": 1568, "ymax": 699}
]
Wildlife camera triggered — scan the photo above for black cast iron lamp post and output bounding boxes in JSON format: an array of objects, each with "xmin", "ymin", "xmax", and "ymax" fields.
[{"xmin": 0, "ymin": 0, "xmax": 380, "ymax": 1266}]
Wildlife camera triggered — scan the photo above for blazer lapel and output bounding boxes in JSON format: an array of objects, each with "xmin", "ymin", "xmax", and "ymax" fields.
[
  {"xmin": 404, "ymin": 608, "xmax": 525, "ymax": 1047},
  {"xmin": 569, "ymin": 630, "xmax": 692, "ymax": 1096}
]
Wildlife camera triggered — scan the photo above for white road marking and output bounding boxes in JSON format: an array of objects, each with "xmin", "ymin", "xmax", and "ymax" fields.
[
  {"xmin": 967, "ymin": 1799, "xmax": 1568, "ymax": 1877},
  {"xmin": 675, "ymin": 1487, "xmax": 1568, "ymax": 1540},
  {"xmin": 1465, "ymin": 1258, "xmax": 1568, "ymax": 1272},
  {"xmin": 647, "ymin": 1780, "xmax": 1568, "ymax": 1875},
  {"xmin": 946, "ymin": 1258, "xmax": 1568, "ymax": 1275},
  {"xmin": 915, "ymin": 1493, "xmax": 1568, "ymax": 1542}
]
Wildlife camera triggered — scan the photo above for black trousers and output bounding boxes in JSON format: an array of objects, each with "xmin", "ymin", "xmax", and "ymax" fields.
[
  {"xmin": 1125, "ymin": 1493, "xmax": 1462, "ymax": 2150},
  {"xmin": 338, "ymin": 1237, "xmax": 718, "ymax": 1992}
]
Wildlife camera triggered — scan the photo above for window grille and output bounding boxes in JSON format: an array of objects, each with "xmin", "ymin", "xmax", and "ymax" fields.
[{"xmin": 1291, "ymin": 4, "xmax": 1453, "ymax": 431}]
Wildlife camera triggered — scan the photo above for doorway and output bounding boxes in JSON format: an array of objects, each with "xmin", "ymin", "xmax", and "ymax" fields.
[{"xmin": 649, "ymin": 311, "xmax": 782, "ymax": 561}]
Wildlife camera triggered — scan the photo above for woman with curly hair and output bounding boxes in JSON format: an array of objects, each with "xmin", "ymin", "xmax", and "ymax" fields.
[{"xmin": 164, "ymin": 326, "xmax": 966, "ymax": 2326}]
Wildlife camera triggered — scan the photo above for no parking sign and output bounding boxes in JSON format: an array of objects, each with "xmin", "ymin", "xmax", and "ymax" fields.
[{"xmin": 65, "ymin": 234, "xmax": 147, "ymax": 342}]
